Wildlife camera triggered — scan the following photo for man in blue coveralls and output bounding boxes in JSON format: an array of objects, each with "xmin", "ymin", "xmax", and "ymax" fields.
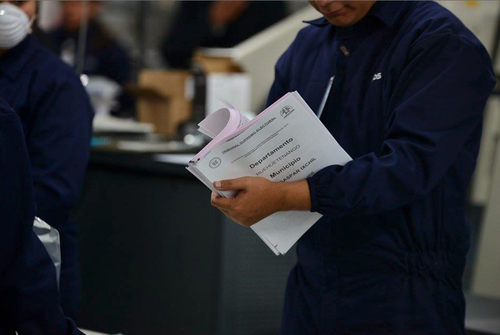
[
  {"xmin": 211, "ymin": 1, "xmax": 496, "ymax": 334},
  {"xmin": 0, "ymin": 96, "xmax": 83, "ymax": 334},
  {"xmin": 0, "ymin": 1, "xmax": 94, "ymax": 320}
]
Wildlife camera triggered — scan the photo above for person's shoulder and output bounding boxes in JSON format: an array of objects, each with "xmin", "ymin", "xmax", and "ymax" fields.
[
  {"xmin": 402, "ymin": 2, "xmax": 485, "ymax": 50},
  {"xmin": 30, "ymin": 39, "xmax": 82, "ymax": 87},
  {"xmin": 294, "ymin": 17, "xmax": 331, "ymax": 48},
  {"xmin": 274, "ymin": 17, "xmax": 330, "ymax": 72},
  {"xmin": 27, "ymin": 39, "xmax": 92, "ymax": 109}
]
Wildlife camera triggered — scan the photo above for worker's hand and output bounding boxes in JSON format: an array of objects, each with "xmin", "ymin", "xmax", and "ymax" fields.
[{"xmin": 211, "ymin": 177, "xmax": 312, "ymax": 227}]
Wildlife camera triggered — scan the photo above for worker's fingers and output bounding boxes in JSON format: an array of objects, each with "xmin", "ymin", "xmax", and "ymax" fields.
[
  {"xmin": 213, "ymin": 177, "xmax": 249, "ymax": 191},
  {"xmin": 210, "ymin": 193, "xmax": 232, "ymax": 215},
  {"xmin": 219, "ymin": 208, "xmax": 232, "ymax": 218},
  {"xmin": 211, "ymin": 191, "xmax": 233, "ymax": 210}
]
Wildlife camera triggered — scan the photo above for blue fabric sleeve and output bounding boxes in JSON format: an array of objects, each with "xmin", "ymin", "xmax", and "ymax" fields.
[
  {"xmin": 0, "ymin": 96, "xmax": 83, "ymax": 334},
  {"xmin": 28, "ymin": 72, "xmax": 93, "ymax": 231},
  {"xmin": 0, "ymin": 96, "xmax": 34, "ymax": 280},
  {"xmin": 307, "ymin": 33, "xmax": 496, "ymax": 216},
  {"xmin": 8, "ymin": 232, "xmax": 84, "ymax": 335}
]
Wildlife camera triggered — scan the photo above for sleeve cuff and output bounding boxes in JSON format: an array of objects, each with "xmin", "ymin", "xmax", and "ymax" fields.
[{"xmin": 307, "ymin": 177, "xmax": 320, "ymax": 213}]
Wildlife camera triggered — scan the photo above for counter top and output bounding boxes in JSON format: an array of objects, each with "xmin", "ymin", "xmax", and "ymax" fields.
[{"xmin": 466, "ymin": 294, "xmax": 500, "ymax": 335}]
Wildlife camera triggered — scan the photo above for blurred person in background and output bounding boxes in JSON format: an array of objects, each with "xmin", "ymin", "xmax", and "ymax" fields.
[
  {"xmin": 51, "ymin": 1, "xmax": 131, "ymax": 85},
  {"xmin": 50, "ymin": 1, "xmax": 134, "ymax": 117},
  {"xmin": 0, "ymin": 95, "xmax": 83, "ymax": 335},
  {"xmin": 10, "ymin": 0, "xmax": 58, "ymax": 53},
  {"xmin": 0, "ymin": 0, "xmax": 94, "ymax": 321},
  {"xmin": 162, "ymin": 1, "xmax": 287, "ymax": 69}
]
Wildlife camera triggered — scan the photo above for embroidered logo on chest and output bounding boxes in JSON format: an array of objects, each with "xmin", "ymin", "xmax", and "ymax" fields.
[{"xmin": 372, "ymin": 73, "xmax": 382, "ymax": 81}]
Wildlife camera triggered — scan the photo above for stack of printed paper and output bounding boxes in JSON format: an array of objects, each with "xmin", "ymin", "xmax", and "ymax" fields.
[{"xmin": 187, "ymin": 92, "xmax": 351, "ymax": 255}]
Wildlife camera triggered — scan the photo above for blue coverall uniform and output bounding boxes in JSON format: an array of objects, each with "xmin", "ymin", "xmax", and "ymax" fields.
[
  {"xmin": 0, "ymin": 96, "xmax": 83, "ymax": 335},
  {"xmin": 266, "ymin": 2, "xmax": 496, "ymax": 334},
  {"xmin": 0, "ymin": 35, "xmax": 94, "ymax": 320}
]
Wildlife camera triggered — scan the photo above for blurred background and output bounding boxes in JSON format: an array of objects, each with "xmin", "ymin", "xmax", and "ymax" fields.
[{"xmin": 27, "ymin": 1, "xmax": 500, "ymax": 334}]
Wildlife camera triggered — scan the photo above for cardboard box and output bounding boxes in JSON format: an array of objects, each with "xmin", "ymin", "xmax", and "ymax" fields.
[
  {"xmin": 193, "ymin": 49, "xmax": 252, "ymax": 116},
  {"xmin": 193, "ymin": 50, "xmax": 243, "ymax": 73},
  {"xmin": 130, "ymin": 70, "xmax": 192, "ymax": 136}
]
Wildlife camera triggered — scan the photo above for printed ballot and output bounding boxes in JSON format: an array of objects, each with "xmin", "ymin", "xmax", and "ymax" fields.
[{"xmin": 187, "ymin": 92, "xmax": 351, "ymax": 255}]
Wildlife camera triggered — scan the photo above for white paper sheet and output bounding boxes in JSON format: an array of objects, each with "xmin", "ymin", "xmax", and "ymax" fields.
[{"xmin": 188, "ymin": 92, "xmax": 351, "ymax": 255}]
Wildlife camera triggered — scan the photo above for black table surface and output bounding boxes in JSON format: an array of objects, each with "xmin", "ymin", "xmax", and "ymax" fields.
[{"xmin": 88, "ymin": 151, "xmax": 193, "ymax": 178}]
